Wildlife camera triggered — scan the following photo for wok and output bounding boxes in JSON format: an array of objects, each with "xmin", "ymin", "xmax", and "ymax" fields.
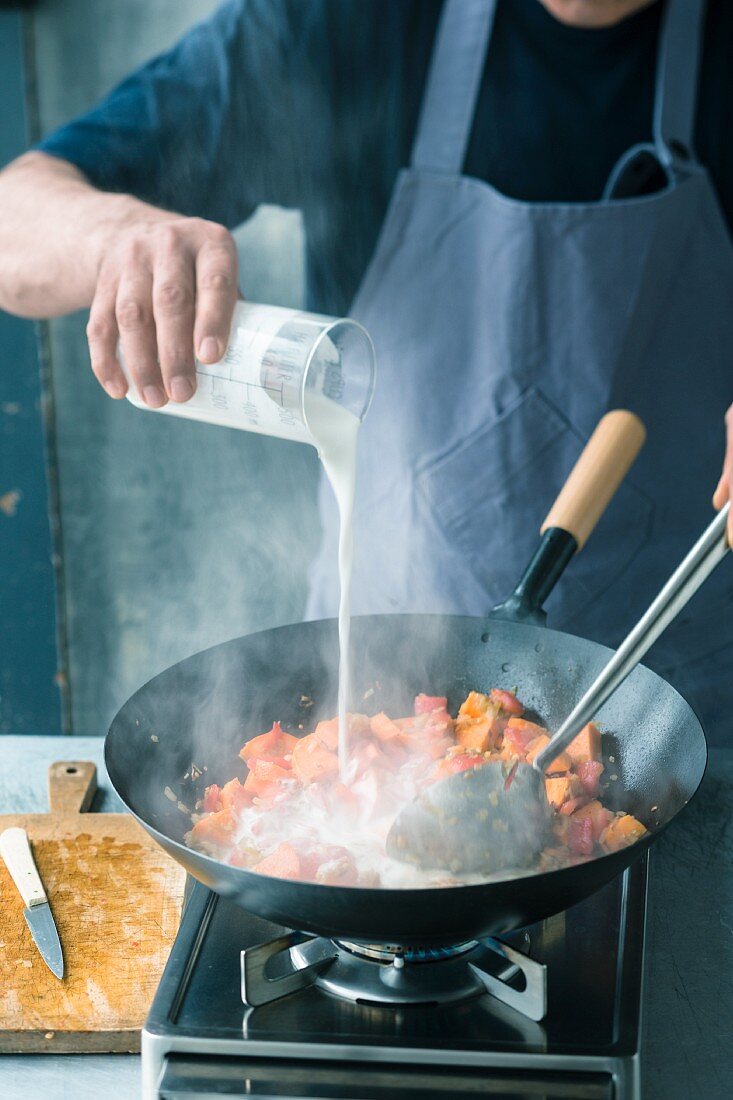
[{"xmin": 105, "ymin": 412, "xmax": 707, "ymax": 947}]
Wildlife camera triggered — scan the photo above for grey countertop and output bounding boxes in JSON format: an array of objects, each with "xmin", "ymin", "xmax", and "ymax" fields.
[{"xmin": 1, "ymin": 736, "xmax": 732, "ymax": 1100}]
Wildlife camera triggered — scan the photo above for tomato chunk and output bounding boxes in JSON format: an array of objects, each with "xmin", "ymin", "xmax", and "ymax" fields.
[
  {"xmin": 240, "ymin": 721, "xmax": 298, "ymax": 765},
  {"xmin": 189, "ymin": 808, "xmax": 238, "ymax": 849},
  {"xmin": 577, "ymin": 759, "xmax": 604, "ymax": 796},
  {"xmin": 201, "ymin": 783, "xmax": 222, "ymax": 813},
  {"xmin": 415, "ymin": 694, "xmax": 448, "ymax": 715},
  {"xmin": 252, "ymin": 841, "xmax": 301, "ymax": 879},
  {"xmin": 219, "ymin": 777, "xmax": 253, "ymax": 814},
  {"xmin": 490, "ymin": 689, "xmax": 524, "ymax": 716}
]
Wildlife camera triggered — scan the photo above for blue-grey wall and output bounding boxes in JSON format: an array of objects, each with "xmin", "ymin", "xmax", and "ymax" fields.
[
  {"xmin": 0, "ymin": 9, "xmax": 64, "ymax": 733},
  {"xmin": 3, "ymin": 1, "xmax": 322, "ymax": 734}
]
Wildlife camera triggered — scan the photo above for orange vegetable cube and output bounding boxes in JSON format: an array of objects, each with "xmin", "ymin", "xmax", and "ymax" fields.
[
  {"xmin": 599, "ymin": 813, "xmax": 647, "ymax": 853},
  {"xmin": 459, "ymin": 691, "xmax": 493, "ymax": 719},
  {"xmin": 370, "ymin": 712, "xmax": 402, "ymax": 741},
  {"xmin": 525, "ymin": 734, "xmax": 572, "ymax": 773},
  {"xmin": 545, "ymin": 775, "xmax": 583, "ymax": 811},
  {"xmin": 291, "ymin": 733, "xmax": 339, "ymax": 784},
  {"xmin": 456, "ymin": 717, "xmax": 495, "ymax": 753},
  {"xmin": 567, "ymin": 722, "xmax": 602, "ymax": 765}
]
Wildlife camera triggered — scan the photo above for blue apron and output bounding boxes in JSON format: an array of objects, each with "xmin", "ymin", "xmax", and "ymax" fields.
[{"xmin": 307, "ymin": 0, "xmax": 733, "ymax": 744}]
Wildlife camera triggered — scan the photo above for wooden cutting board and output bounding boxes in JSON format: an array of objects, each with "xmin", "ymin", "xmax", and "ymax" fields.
[{"xmin": 0, "ymin": 761, "xmax": 186, "ymax": 1053}]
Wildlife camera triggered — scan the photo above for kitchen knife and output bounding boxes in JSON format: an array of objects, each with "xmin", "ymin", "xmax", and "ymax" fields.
[{"xmin": 0, "ymin": 826, "xmax": 64, "ymax": 979}]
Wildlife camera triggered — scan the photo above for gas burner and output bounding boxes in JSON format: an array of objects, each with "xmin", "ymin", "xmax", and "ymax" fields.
[
  {"xmin": 241, "ymin": 929, "xmax": 547, "ymax": 1018},
  {"xmin": 335, "ymin": 939, "xmax": 476, "ymax": 962}
]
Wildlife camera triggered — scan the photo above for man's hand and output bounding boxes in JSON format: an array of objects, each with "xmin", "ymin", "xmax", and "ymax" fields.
[
  {"xmin": 0, "ymin": 153, "xmax": 238, "ymax": 407},
  {"xmin": 87, "ymin": 216, "xmax": 238, "ymax": 407},
  {"xmin": 712, "ymin": 404, "xmax": 733, "ymax": 542}
]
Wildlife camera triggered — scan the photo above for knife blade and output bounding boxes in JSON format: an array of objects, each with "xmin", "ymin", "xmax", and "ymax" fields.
[
  {"xmin": 23, "ymin": 902, "xmax": 64, "ymax": 979},
  {"xmin": 0, "ymin": 826, "xmax": 64, "ymax": 979}
]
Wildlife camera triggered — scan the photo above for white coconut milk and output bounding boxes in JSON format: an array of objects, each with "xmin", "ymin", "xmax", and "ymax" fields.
[{"xmin": 304, "ymin": 392, "xmax": 360, "ymax": 777}]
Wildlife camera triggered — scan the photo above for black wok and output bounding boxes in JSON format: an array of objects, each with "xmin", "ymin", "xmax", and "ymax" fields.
[{"xmin": 105, "ymin": 412, "xmax": 707, "ymax": 947}]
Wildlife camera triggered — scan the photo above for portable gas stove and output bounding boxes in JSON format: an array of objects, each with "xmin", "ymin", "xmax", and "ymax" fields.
[{"xmin": 143, "ymin": 856, "xmax": 647, "ymax": 1098}]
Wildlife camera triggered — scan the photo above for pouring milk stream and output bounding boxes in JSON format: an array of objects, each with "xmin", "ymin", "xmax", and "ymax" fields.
[{"xmin": 120, "ymin": 301, "xmax": 375, "ymax": 778}]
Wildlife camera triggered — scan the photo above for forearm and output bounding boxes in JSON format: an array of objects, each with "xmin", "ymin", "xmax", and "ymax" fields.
[{"xmin": 0, "ymin": 151, "xmax": 171, "ymax": 319}]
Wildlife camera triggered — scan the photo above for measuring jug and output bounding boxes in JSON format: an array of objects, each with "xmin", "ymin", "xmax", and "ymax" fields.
[{"xmin": 122, "ymin": 302, "xmax": 376, "ymax": 444}]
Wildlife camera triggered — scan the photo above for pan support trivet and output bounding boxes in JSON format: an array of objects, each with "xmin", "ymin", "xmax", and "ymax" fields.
[{"xmin": 241, "ymin": 930, "xmax": 547, "ymax": 1019}]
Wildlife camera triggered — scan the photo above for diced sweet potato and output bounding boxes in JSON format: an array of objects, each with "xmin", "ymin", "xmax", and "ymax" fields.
[
  {"xmin": 291, "ymin": 733, "xmax": 339, "ymax": 784},
  {"xmin": 545, "ymin": 775, "xmax": 583, "ymax": 811},
  {"xmin": 370, "ymin": 712, "xmax": 402, "ymax": 741},
  {"xmin": 456, "ymin": 716, "xmax": 495, "ymax": 753},
  {"xmin": 524, "ymin": 734, "xmax": 572, "ymax": 773},
  {"xmin": 415, "ymin": 694, "xmax": 448, "ymax": 715},
  {"xmin": 599, "ymin": 813, "xmax": 647, "ymax": 853},
  {"xmin": 505, "ymin": 717, "xmax": 548, "ymax": 743},
  {"xmin": 567, "ymin": 722, "xmax": 602, "ymax": 765},
  {"xmin": 252, "ymin": 841, "xmax": 301, "ymax": 879},
  {"xmin": 240, "ymin": 721, "xmax": 298, "ymax": 764},
  {"xmin": 490, "ymin": 688, "xmax": 524, "ymax": 716},
  {"xmin": 459, "ymin": 691, "xmax": 493, "ymax": 719}
]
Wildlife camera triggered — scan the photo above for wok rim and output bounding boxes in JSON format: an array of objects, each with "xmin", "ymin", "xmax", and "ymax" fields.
[{"xmin": 103, "ymin": 612, "xmax": 709, "ymax": 907}]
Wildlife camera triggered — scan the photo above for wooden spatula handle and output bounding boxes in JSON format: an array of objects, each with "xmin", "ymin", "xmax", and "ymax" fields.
[
  {"xmin": 541, "ymin": 410, "xmax": 646, "ymax": 550},
  {"xmin": 0, "ymin": 827, "xmax": 47, "ymax": 907},
  {"xmin": 48, "ymin": 762, "xmax": 97, "ymax": 816}
]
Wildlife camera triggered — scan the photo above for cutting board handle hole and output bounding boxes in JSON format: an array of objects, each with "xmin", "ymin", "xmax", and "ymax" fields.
[{"xmin": 65, "ymin": 767, "xmax": 78, "ymax": 775}]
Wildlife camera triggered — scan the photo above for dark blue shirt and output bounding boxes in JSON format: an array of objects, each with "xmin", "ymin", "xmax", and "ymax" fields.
[{"xmin": 36, "ymin": 0, "xmax": 733, "ymax": 315}]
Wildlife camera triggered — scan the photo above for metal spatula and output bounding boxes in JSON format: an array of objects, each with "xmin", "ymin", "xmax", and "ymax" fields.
[{"xmin": 387, "ymin": 503, "xmax": 730, "ymax": 875}]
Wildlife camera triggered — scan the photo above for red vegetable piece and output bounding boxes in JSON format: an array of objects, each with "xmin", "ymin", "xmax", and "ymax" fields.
[
  {"xmin": 219, "ymin": 778, "xmax": 253, "ymax": 814},
  {"xmin": 567, "ymin": 815, "xmax": 594, "ymax": 856},
  {"xmin": 201, "ymin": 784, "xmax": 222, "ymax": 813},
  {"xmin": 434, "ymin": 752, "xmax": 487, "ymax": 781},
  {"xmin": 490, "ymin": 689, "xmax": 524, "ymax": 716},
  {"xmin": 577, "ymin": 760, "xmax": 605, "ymax": 797},
  {"xmin": 415, "ymin": 694, "xmax": 448, "ymax": 715},
  {"xmin": 252, "ymin": 841, "xmax": 301, "ymax": 880}
]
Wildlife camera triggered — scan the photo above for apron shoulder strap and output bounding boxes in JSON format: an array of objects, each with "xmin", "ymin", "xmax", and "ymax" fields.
[
  {"xmin": 653, "ymin": 0, "xmax": 707, "ymax": 176},
  {"xmin": 410, "ymin": 0, "xmax": 498, "ymax": 173}
]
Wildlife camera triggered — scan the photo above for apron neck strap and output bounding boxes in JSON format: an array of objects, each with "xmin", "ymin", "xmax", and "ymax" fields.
[
  {"xmin": 410, "ymin": 0, "xmax": 498, "ymax": 173},
  {"xmin": 653, "ymin": 0, "xmax": 706, "ymax": 176}
]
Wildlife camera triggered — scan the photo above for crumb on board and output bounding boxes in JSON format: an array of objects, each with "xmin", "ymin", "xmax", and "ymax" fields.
[{"xmin": 150, "ymin": 734, "xmax": 159, "ymax": 743}]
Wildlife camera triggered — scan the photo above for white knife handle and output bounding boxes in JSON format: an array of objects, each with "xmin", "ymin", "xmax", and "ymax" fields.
[{"xmin": 0, "ymin": 827, "xmax": 48, "ymax": 907}]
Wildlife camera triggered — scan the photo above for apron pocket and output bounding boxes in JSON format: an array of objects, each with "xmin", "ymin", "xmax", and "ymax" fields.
[{"xmin": 416, "ymin": 385, "xmax": 654, "ymax": 624}]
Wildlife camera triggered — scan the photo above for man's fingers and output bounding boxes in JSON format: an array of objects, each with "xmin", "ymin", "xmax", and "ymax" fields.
[
  {"xmin": 87, "ymin": 283, "xmax": 126, "ymax": 399},
  {"xmin": 152, "ymin": 231, "xmax": 197, "ymax": 403},
  {"xmin": 115, "ymin": 266, "xmax": 165, "ymax": 407},
  {"xmin": 193, "ymin": 228, "xmax": 238, "ymax": 364}
]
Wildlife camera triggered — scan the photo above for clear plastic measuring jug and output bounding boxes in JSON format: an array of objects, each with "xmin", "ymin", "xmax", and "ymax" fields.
[{"xmin": 122, "ymin": 301, "xmax": 375, "ymax": 443}]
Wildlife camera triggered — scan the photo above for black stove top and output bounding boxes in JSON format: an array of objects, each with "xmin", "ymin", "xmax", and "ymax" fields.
[{"xmin": 143, "ymin": 856, "xmax": 647, "ymax": 1099}]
